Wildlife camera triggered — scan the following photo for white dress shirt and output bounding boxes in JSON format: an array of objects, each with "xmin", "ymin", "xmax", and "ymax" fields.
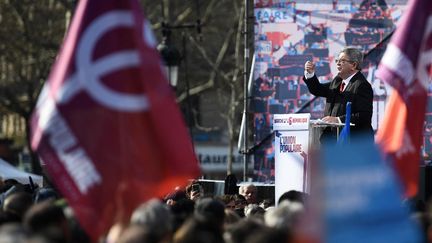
[{"xmin": 340, "ymin": 72, "xmax": 357, "ymax": 92}]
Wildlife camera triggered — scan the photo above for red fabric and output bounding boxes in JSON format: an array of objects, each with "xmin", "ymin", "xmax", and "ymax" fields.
[
  {"xmin": 339, "ymin": 82, "xmax": 345, "ymax": 92},
  {"xmin": 266, "ymin": 32, "xmax": 289, "ymax": 48},
  {"xmin": 376, "ymin": 88, "xmax": 427, "ymax": 197},
  {"xmin": 30, "ymin": 0, "xmax": 200, "ymax": 240},
  {"xmin": 376, "ymin": 0, "xmax": 432, "ymax": 197}
]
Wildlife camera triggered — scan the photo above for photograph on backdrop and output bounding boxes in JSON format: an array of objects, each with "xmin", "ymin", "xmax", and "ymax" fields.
[{"xmin": 251, "ymin": 0, "xmax": 410, "ymax": 182}]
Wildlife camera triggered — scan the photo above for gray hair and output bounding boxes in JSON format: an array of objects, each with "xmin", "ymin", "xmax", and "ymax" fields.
[
  {"xmin": 264, "ymin": 201, "xmax": 304, "ymax": 230},
  {"xmin": 244, "ymin": 204, "xmax": 265, "ymax": 218},
  {"xmin": 130, "ymin": 198, "xmax": 173, "ymax": 239},
  {"xmin": 340, "ymin": 47, "xmax": 363, "ymax": 70},
  {"xmin": 238, "ymin": 183, "xmax": 257, "ymax": 195}
]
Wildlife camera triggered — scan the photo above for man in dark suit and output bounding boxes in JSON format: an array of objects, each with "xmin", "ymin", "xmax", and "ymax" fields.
[{"xmin": 303, "ymin": 47, "xmax": 374, "ymax": 143}]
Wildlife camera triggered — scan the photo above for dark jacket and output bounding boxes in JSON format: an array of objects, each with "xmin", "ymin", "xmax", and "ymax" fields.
[{"xmin": 303, "ymin": 72, "xmax": 374, "ymax": 142}]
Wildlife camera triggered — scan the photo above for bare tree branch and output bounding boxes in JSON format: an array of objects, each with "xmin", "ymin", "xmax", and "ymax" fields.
[
  {"xmin": 174, "ymin": 7, "xmax": 193, "ymax": 24},
  {"xmin": 187, "ymin": 35, "xmax": 232, "ymax": 82},
  {"xmin": 201, "ymin": 0, "xmax": 219, "ymax": 24},
  {"xmin": 228, "ymin": 4, "xmax": 244, "ymax": 89},
  {"xmin": 177, "ymin": 29, "xmax": 234, "ymax": 102}
]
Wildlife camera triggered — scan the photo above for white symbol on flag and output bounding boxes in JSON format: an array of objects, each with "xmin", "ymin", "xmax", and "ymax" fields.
[{"xmin": 57, "ymin": 11, "xmax": 156, "ymax": 112}]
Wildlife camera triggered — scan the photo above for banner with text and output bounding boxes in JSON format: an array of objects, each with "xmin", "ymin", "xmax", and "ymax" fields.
[{"xmin": 274, "ymin": 113, "xmax": 310, "ymax": 202}]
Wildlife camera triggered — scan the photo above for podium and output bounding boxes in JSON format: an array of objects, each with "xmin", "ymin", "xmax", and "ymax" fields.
[
  {"xmin": 309, "ymin": 119, "xmax": 346, "ymax": 148},
  {"xmin": 273, "ymin": 113, "xmax": 346, "ymax": 203}
]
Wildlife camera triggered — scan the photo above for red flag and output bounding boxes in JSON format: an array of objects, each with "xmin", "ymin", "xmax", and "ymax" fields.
[
  {"xmin": 30, "ymin": 0, "xmax": 200, "ymax": 240},
  {"xmin": 376, "ymin": 0, "xmax": 432, "ymax": 197}
]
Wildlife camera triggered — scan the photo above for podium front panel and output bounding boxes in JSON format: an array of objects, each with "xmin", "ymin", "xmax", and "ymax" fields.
[{"xmin": 273, "ymin": 113, "xmax": 310, "ymax": 204}]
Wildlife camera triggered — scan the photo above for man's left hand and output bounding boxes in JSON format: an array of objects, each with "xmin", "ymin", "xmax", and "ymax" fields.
[{"xmin": 322, "ymin": 116, "xmax": 340, "ymax": 123}]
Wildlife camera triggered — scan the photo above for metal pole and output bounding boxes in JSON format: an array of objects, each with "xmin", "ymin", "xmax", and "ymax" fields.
[
  {"xmin": 183, "ymin": 33, "xmax": 195, "ymax": 152},
  {"xmin": 243, "ymin": 0, "xmax": 249, "ymax": 182}
]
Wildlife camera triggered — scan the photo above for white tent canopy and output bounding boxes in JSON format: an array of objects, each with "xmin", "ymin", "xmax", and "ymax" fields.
[{"xmin": 0, "ymin": 158, "xmax": 43, "ymax": 187}]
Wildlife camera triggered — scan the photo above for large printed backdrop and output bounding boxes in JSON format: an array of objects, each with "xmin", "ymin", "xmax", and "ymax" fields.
[{"xmin": 252, "ymin": 0, "xmax": 412, "ymax": 182}]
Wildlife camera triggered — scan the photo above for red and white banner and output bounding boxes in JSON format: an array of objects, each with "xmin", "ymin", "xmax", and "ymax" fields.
[
  {"xmin": 376, "ymin": 0, "xmax": 432, "ymax": 197},
  {"xmin": 30, "ymin": 0, "xmax": 200, "ymax": 239}
]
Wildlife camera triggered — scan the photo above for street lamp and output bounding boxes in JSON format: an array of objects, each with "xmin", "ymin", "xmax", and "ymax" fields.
[
  {"xmin": 157, "ymin": 1, "xmax": 203, "ymax": 151},
  {"xmin": 157, "ymin": 29, "xmax": 181, "ymax": 88}
]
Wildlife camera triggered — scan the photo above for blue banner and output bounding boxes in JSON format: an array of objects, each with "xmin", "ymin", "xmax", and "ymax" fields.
[{"xmin": 321, "ymin": 140, "xmax": 422, "ymax": 243}]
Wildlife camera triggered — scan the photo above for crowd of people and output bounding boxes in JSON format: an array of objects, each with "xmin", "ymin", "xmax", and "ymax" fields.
[
  {"xmin": 0, "ymin": 176, "xmax": 309, "ymax": 243},
  {"xmin": 1, "ymin": 176, "xmax": 431, "ymax": 243}
]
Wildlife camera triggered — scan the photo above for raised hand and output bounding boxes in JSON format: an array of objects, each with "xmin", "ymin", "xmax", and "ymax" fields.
[{"xmin": 304, "ymin": 60, "xmax": 315, "ymax": 74}]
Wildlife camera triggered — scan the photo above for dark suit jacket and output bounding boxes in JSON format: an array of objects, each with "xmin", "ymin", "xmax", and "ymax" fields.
[{"xmin": 303, "ymin": 72, "xmax": 374, "ymax": 143}]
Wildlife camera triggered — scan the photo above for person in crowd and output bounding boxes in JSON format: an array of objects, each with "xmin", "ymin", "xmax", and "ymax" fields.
[
  {"xmin": 304, "ymin": 46, "xmax": 374, "ymax": 143},
  {"xmin": 224, "ymin": 218, "xmax": 266, "ymax": 243},
  {"xmin": 61, "ymin": 202, "xmax": 91, "ymax": 243},
  {"xmin": 224, "ymin": 174, "xmax": 238, "ymax": 195},
  {"xmin": 164, "ymin": 187, "xmax": 187, "ymax": 206},
  {"xmin": 173, "ymin": 218, "xmax": 223, "ymax": 243},
  {"xmin": 224, "ymin": 208, "xmax": 241, "ymax": 230},
  {"xmin": 0, "ymin": 223, "xmax": 31, "ymax": 243},
  {"xmin": 0, "ymin": 180, "xmax": 20, "ymax": 207},
  {"xmin": 185, "ymin": 181, "xmax": 205, "ymax": 201},
  {"xmin": 233, "ymin": 194, "xmax": 248, "ymax": 218},
  {"xmin": 264, "ymin": 200, "xmax": 304, "ymax": 230},
  {"xmin": 278, "ymin": 190, "xmax": 308, "ymax": 206},
  {"xmin": 0, "ymin": 179, "xmax": 19, "ymax": 193},
  {"xmin": 193, "ymin": 198, "xmax": 225, "ymax": 231},
  {"xmin": 23, "ymin": 200, "xmax": 71, "ymax": 243},
  {"xmin": 130, "ymin": 198, "xmax": 173, "ymax": 243},
  {"xmin": 245, "ymin": 227, "xmax": 292, "ymax": 243},
  {"xmin": 116, "ymin": 224, "xmax": 158, "ymax": 243},
  {"xmin": 169, "ymin": 198, "xmax": 195, "ymax": 232},
  {"xmin": 33, "ymin": 187, "xmax": 59, "ymax": 204},
  {"xmin": 259, "ymin": 198, "xmax": 274, "ymax": 210},
  {"xmin": 244, "ymin": 204, "xmax": 266, "ymax": 220},
  {"xmin": 218, "ymin": 194, "xmax": 237, "ymax": 210},
  {"xmin": 173, "ymin": 198, "xmax": 225, "ymax": 243},
  {"xmin": 2, "ymin": 192, "xmax": 33, "ymax": 223},
  {"xmin": 239, "ymin": 184, "xmax": 258, "ymax": 205},
  {"xmin": 0, "ymin": 211, "xmax": 20, "ymax": 226}
]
